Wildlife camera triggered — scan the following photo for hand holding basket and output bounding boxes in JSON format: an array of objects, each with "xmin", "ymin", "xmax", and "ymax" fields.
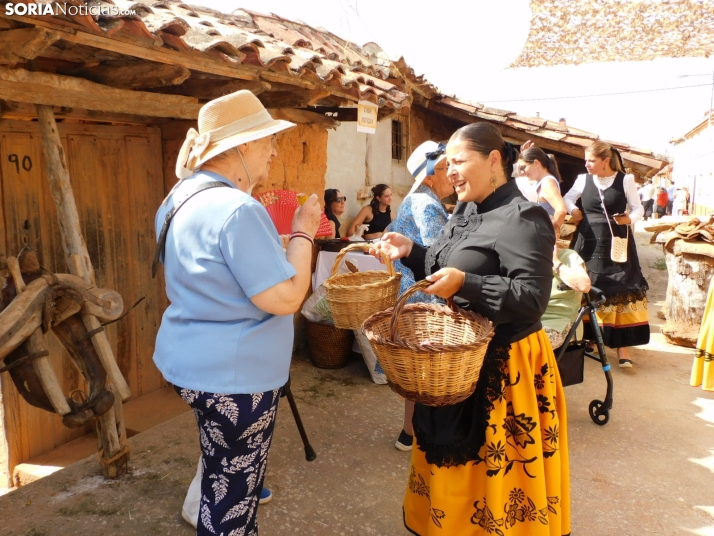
[
  {"xmin": 361, "ymin": 280, "xmax": 495, "ymax": 406},
  {"xmin": 323, "ymin": 243, "xmax": 401, "ymax": 329}
]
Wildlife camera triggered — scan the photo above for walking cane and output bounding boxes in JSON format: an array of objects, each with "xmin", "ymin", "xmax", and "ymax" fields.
[{"xmin": 282, "ymin": 376, "xmax": 317, "ymax": 461}]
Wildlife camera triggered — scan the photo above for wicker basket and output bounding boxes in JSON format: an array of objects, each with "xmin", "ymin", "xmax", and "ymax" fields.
[
  {"xmin": 361, "ymin": 281, "xmax": 495, "ymax": 406},
  {"xmin": 305, "ymin": 321, "xmax": 354, "ymax": 369},
  {"xmin": 323, "ymin": 243, "xmax": 401, "ymax": 330}
]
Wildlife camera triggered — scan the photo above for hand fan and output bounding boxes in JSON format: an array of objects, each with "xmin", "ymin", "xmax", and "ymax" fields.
[{"xmin": 254, "ymin": 189, "xmax": 333, "ymax": 237}]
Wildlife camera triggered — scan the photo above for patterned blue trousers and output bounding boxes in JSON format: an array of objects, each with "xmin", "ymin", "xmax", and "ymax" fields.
[{"xmin": 175, "ymin": 385, "xmax": 281, "ymax": 536}]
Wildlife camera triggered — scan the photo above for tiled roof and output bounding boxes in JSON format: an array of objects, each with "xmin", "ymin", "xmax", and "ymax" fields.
[
  {"xmin": 433, "ymin": 96, "xmax": 670, "ymax": 168},
  {"xmin": 17, "ymin": 0, "xmax": 410, "ymax": 110}
]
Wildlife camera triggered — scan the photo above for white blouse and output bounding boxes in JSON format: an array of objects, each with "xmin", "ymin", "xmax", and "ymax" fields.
[{"xmin": 563, "ymin": 173, "xmax": 643, "ymax": 224}]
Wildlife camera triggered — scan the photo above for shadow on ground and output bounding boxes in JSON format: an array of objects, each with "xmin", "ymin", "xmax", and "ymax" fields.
[{"xmin": 1, "ymin": 226, "xmax": 713, "ymax": 536}]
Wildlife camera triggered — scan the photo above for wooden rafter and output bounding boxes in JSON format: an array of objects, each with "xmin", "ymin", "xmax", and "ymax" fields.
[
  {"xmin": 0, "ymin": 67, "xmax": 202, "ymax": 119},
  {"xmin": 0, "ymin": 27, "xmax": 59, "ymax": 64},
  {"xmin": 57, "ymin": 60, "xmax": 191, "ymax": 89}
]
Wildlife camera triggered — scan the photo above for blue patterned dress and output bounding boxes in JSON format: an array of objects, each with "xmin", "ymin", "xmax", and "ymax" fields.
[{"xmin": 386, "ymin": 184, "xmax": 449, "ymax": 303}]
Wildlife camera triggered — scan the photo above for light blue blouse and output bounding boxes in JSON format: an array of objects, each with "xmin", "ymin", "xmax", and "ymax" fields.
[
  {"xmin": 153, "ymin": 171, "xmax": 296, "ymax": 394},
  {"xmin": 385, "ymin": 184, "xmax": 448, "ymax": 304}
]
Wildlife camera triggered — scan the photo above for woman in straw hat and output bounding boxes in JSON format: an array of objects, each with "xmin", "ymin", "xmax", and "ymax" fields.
[
  {"xmin": 370, "ymin": 123, "xmax": 569, "ymax": 536},
  {"xmin": 386, "ymin": 140, "xmax": 453, "ymax": 453},
  {"xmin": 153, "ymin": 90, "xmax": 321, "ymax": 535}
]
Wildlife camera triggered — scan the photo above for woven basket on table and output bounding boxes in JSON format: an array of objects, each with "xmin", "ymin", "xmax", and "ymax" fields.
[
  {"xmin": 323, "ymin": 242, "xmax": 401, "ymax": 330},
  {"xmin": 305, "ymin": 320, "xmax": 354, "ymax": 369},
  {"xmin": 361, "ymin": 280, "xmax": 495, "ymax": 406}
]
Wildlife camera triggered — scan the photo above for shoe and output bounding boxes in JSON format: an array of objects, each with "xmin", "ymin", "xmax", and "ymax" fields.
[
  {"xmin": 259, "ymin": 487, "xmax": 273, "ymax": 505},
  {"xmin": 619, "ymin": 358, "xmax": 633, "ymax": 368},
  {"xmin": 395, "ymin": 430, "xmax": 413, "ymax": 452}
]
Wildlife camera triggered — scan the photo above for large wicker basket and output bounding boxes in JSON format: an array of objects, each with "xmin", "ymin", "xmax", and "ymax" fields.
[
  {"xmin": 323, "ymin": 243, "xmax": 401, "ymax": 330},
  {"xmin": 305, "ymin": 321, "xmax": 354, "ymax": 369},
  {"xmin": 361, "ymin": 281, "xmax": 495, "ymax": 406}
]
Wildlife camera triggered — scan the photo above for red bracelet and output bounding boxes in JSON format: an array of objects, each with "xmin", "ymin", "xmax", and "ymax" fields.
[{"xmin": 290, "ymin": 232, "xmax": 314, "ymax": 245}]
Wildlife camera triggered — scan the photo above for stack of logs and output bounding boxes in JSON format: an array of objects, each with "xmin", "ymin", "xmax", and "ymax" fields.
[{"xmin": 646, "ymin": 216, "xmax": 714, "ymax": 347}]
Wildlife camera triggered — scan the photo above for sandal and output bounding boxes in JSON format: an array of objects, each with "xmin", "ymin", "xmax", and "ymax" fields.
[{"xmin": 618, "ymin": 358, "xmax": 633, "ymax": 368}]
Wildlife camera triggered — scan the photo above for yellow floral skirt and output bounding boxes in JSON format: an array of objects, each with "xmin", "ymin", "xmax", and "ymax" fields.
[
  {"xmin": 582, "ymin": 297, "xmax": 650, "ymax": 348},
  {"xmin": 403, "ymin": 330, "xmax": 570, "ymax": 536},
  {"xmin": 692, "ymin": 279, "xmax": 714, "ymax": 391}
]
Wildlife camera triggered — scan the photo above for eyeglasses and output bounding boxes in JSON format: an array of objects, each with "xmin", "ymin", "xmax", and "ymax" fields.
[{"xmin": 333, "ymin": 196, "xmax": 347, "ymax": 203}]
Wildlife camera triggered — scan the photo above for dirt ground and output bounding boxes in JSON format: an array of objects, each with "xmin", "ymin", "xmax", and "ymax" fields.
[{"xmin": 1, "ymin": 224, "xmax": 714, "ymax": 536}]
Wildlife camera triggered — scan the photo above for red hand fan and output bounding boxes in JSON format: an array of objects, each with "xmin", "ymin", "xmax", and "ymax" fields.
[{"xmin": 254, "ymin": 189, "xmax": 333, "ymax": 237}]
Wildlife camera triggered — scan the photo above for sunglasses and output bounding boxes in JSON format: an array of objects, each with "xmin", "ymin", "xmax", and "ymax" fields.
[{"xmin": 333, "ymin": 196, "xmax": 347, "ymax": 203}]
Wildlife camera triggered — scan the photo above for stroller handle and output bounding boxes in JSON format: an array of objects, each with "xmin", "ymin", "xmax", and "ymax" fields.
[{"xmin": 587, "ymin": 287, "xmax": 607, "ymax": 307}]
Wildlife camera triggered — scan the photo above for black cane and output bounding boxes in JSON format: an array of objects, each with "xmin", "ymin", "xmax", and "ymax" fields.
[{"xmin": 283, "ymin": 376, "xmax": 316, "ymax": 461}]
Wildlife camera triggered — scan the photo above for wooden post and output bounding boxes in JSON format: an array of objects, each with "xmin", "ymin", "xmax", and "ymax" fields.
[{"xmin": 35, "ymin": 104, "xmax": 130, "ymax": 478}]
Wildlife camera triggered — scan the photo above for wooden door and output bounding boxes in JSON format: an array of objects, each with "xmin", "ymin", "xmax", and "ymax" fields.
[{"xmin": 0, "ymin": 121, "xmax": 167, "ymax": 485}]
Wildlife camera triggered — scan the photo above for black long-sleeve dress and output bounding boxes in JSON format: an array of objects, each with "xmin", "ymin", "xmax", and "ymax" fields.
[{"xmin": 399, "ymin": 180, "xmax": 570, "ymax": 536}]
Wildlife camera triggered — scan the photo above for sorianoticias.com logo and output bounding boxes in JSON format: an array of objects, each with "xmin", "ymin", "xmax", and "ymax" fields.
[{"xmin": 5, "ymin": 3, "xmax": 137, "ymax": 16}]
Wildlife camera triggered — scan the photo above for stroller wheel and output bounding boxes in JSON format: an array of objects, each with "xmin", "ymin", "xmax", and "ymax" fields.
[{"xmin": 589, "ymin": 399, "xmax": 609, "ymax": 426}]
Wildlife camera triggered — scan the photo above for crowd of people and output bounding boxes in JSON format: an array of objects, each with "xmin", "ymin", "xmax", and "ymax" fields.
[
  {"xmin": 638, "ymin": 178, "xmax": 691, "ymax": 219},
  {"xmin": 153, "ymin": 89, "xmax": 656, "ymax": 536}
]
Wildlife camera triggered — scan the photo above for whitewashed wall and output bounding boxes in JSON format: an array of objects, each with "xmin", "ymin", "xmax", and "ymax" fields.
[
  {"xmin": 325, "ymin": 119, "xmax": 411, "ymax": 237},
  {"xmin": 671, "ymin": 123, "xmax": 714, "ymax": 214}
]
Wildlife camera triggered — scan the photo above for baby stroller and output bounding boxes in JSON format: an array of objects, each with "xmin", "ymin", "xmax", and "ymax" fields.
[{"xmin": 553, "ymin": 286, "xmax": 614, "ymax": 426}]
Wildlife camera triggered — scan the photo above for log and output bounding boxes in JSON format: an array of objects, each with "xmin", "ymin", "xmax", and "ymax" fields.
[
  {"xmin": 0, "ymin": 27, "xmax": 60, "ymax": 64},
  {"xmin": 1, "ymin": 67, "xmax": 201, "ymax": 120},
  {"xmin": 60, "ymin": 60, "xmax": 191, "ymax": 89},
  {"xmin": 36, "ymin": 104, "xmax": 129, "ymax": 478},
  {"xmin": 656, "ymin": 235, "xmax": 714, "ymax": 347}
]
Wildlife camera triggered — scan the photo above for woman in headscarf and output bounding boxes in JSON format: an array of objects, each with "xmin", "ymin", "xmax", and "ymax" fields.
[{"xmin": 386, "ymin": 140, "xmax": 453, "ymax": 453}]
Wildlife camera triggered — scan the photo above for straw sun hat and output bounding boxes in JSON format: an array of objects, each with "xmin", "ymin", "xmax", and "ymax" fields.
[
  {"xmin": 406, "ymin": 140, "xmax": 447, "ymax": 195},
  {"xmin": 176, "ymin": 90, "xmax": 295, "ymax": 179}
]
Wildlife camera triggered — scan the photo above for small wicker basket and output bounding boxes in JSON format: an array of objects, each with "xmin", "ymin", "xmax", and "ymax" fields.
[
  {"xmin": 361, "ymin": 280, "xmax": 495, "ymax": 406},
  {"xmin": 323, "ymin": 243, "xmax": 401, "ymax": 330},
  {"xmin": 305, "ymin": 321, "xmax": 354, "ymax": 369}
]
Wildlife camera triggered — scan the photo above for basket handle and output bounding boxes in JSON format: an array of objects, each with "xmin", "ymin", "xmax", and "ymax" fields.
[
  {"xmin": 389, "ymin": 280, "xmax": 456, "ymax": 342},
  {"xmin": 329, "ymin": 242, "xmax": 395, "ymax": 278}
]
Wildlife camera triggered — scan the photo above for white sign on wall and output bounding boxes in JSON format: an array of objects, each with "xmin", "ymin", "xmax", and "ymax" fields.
[{"xmin": 357, "ymin": 100, "xmax": 378, "ymax": 134}]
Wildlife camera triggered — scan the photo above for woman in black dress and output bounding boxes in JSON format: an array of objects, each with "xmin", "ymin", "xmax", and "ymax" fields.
[
  {"xmin": 371, "ymin": 123, "xmax": 569, "ymax": 536},
  {"xmin": 563, "ymin": 141, "xmax": 648, "ymax": 367},
  {"xmin": 348, "ymin": 183, "xmax": 393, "ymax": 240},
  {"xmin": 324, "ymin": 188, "xmax": 346, "ymax": 239}
]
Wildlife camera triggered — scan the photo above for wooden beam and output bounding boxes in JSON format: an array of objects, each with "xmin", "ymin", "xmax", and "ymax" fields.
[
  {"xmin": 0, "ymin": 27, "xmax": 60, "ymax": 64},
  {"xmin": 157, "ymin": 78, "xmax": 271, "ymax": 100},
  {"xmin": 59, "ymin": 60, "xmax": 190, "ymax": 89},
  {"xmin": 0, "ymin": 14, "xmax": 260, "ymax": 81},
  {"xmin": 0, "ymin": 67, "xmax": 201, "ymax": 119},
  {"xmin": 269, "ymin": 108, "xmax": 339, "ymax": 129},
  {"xmin": 0, "ymin": 101, "xmax": 164, "ymax": 125},
  {"xmin": 258, "ymin": 89, "xmax": 320, "ymax": 109},
  {"xmin": 36, "ymin": 104, "xmax": 131, "ymax": 477}
]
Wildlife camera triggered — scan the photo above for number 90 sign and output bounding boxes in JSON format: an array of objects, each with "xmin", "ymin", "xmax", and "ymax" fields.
[{"xmin": 7, "ymin": 154, "xmax": 33, "ymax": 173}]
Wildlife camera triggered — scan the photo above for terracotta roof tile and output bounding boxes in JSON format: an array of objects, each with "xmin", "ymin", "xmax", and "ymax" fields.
[{"xmin": 24, "ymin": 0, "xmax": 410, "ymax": 110}]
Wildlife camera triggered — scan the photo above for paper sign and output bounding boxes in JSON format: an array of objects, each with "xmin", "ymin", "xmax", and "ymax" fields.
[{"xmin": 357, "ymin": 100, "xmax": 378, "ymax": 134}]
